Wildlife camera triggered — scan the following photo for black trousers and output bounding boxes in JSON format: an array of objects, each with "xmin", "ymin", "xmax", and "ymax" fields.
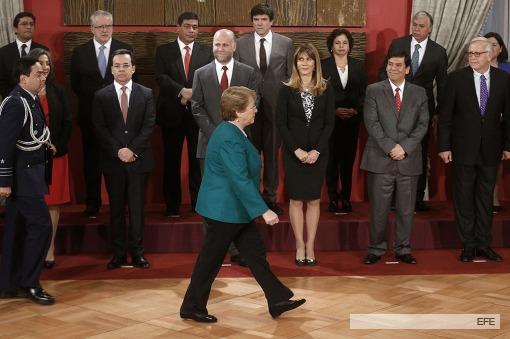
[
  {"xmin": 326, "ymin": 118, "xmax": 360, "ymax": 202},
  {"xmin": 180, "ymin": 218, "xmax": 293, "ymax": 314},
  {"xmin": 452, "ymin": 159, "xmax": 498, "ymax": 249},
  {"xmin": 0, "ymin": 195, "xmax": 51, "ymax": 291},
  {"xmin": 161, "ymin": 112, "xmax": 201, "ymax": 211},
  {"xmin": 415, "ymin": 127, "xmax": 430, "ymax": 203},
  {"xmin": 104, "ymin": 171, "xmax": 149, "ymax": 258},
  {"xmin": 250, "ymin": 102, "xmax": 280, "ymax": 203},
  {"xmin": 80, "ymin": 122, "xmax": 102, "ymax": 210}
]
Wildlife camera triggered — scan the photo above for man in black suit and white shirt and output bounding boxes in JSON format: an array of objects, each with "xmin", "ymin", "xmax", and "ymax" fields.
[
  {"xmin": 379, "ymin": 11, "xmax": 448, "ymax": 212},
  {"xmin": 92, "ymin": 49, "xmax": 155, "ymax": 270},
  {"xmin": 0, "ymin": 11, "xmax": 48, "ymax": 99},
  {"xmin": 438, "ymin": 37, "xmax": 510, "ymax": 263},
  {"xmin": 71, "ymin": 10, "xmax": 134, "ymax": 218},
  {"xmin": 234, "ymin": 3, "xmax": 294, "ymax": 215},
  {"xmin": 155, "ymin": 12, "xmax": 212, "ymax": 217}
]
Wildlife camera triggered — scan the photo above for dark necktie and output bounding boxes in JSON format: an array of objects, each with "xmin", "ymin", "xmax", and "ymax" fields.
[
  {"xmin": 480, "ymin": 74, "xmax": 488, "ymax": 115},
  {"xmin": 259, "ymin": 38, "xmax": 267, "ymax": 75},
  {"xmin": 395, "ymin": 87, "xmax": 401, "ymax": 115},
  {"xmin": 184, "ymin": 46, "xmax": 191, "ymax": 79},
  {"xmin": 220, "ymin": 66, "xmax": 228, "ymax": 93},
  {"xmin": 411, "ymin": 44, "xmax": 420, "ymax": 75},
  {"xmin": 120, "ymin": 86, "xmax": 128, "ymax": 122},
  {"xmin": 21, "ymin": 44, "xmax": 27, "ymax": 57}
]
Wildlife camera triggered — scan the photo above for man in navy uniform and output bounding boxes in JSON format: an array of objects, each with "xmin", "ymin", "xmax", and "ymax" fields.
[{"xmin": 0, "ymin": 56, "xmax": 54, "ymax": 305}]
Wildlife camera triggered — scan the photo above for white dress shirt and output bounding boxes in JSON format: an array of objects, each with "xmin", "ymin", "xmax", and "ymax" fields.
[
  {"xmin": 114, "ymin": 80, "xmax": 132, "ymax": 108},
  {"xmin": 410, "ymin": 36, "xmax": 428, "ymax": 66},
  {"xmin": 389, "ymin": 79, "xmax": 406, "ymax": 99},
  {"xmin": 337, "ymin": 64, "xmax": 348, "ymax": 88},
  {"xmin": 93, "ymin": 37, "xmax": 112, "ymax": 59},
  {"xmin": 254, "ymin": 30, "xmax": 272, "ymax": 68},
  {"xmin": 473, "ymin": 68, "xmax": 490, "ymax": 106},
  {"xmin": 16, "ymin": 39, "xmax": 32, "ymax": 57},
  {"xmin": 215, "ymin": 58, "xmax": 234, "ymax": 85},
  {"xmin": 177, "ymin": 37, "xmax": 194, "ymax": 66}
]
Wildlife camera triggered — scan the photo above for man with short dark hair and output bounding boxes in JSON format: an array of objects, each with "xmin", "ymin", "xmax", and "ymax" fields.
[
  {"xmin": 155, "ymin": 12, "xmax": 212, "ymax": 217},
  {"xmin": 0, "ymin": 11, "xmax": 49, "ymax": 98},
  {"xmin": 235, "ymin": 3, "xmax": 293, "ymax": 214},
  {"xmin": 71, "ymin": 10, "xmax": 135, "ymax": 218},
  {"xmin": 362, "ymin": 50, "xmax": 429, "ymax": 265},
  {"xmin": 0, "ymin": 56, "xmax": 54, "ymax": 305},
  {"xmin": 92, "ymin": 49, "xmax": 155, "ymax": 270},
  {"xmin": 379, "ymin": 10, "xmax": 448, "ymax": 212}
]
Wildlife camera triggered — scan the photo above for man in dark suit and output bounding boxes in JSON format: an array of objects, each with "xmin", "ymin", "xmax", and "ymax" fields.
[
  {"xmin": 438, "ymin": 37, "xmax": 510, "ymax": 262},
  {"xmin": 0, "ymin": 11, "xmax": 49, "ymax": 99},
  {"xmin": 234, "ymin": 3, "xmax": 293, "ymax": 215},
  {"xmin": 192, "ymin": 29, "xmax": 260, "ymax": 266},
  {"xmin": 379, "ymin": 11, "xmax": 448, "ymax": 212},
  {"xmin": 155, "ymin": 12, "xmax": 212, "ymax": 217},
  {"xmin": 0, "ymin": 56, "xmax": 54, "ymax": 305},
  {"xmin": 92, "ymin": 49, "xmax": 155, "ymax": 270},
  {"xmin": 71, "ymin": 10, "xmax": 134, "ymax": 218},
  {"xmin": 361, "ymin": 50, "xmax": 429, "ymax": 265}
]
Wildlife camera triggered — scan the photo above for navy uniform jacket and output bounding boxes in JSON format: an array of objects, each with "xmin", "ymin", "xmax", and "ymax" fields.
[
  {"xmin": 0, "ymin": 85, "xmax": 49, "ymax": 197},
  {"xmin": 196, "ymin": 121, "xmax": 268, "ymax": 223}
]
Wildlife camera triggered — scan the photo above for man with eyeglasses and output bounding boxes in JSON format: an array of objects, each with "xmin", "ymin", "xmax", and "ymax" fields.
[
  {"xmin": 70, "ymin": 10, "xmax": 134, "ymax": 218},
  {"xmin": 0, "ymin": 11, "xmax": 48, "ymax": 99},
  {"xmin": 379, "ymin": 11, "xmax": 448, "ymax": 212},
  {"xmin": 438, "ymin": 37, "xmax": 510, "ymax": 263}
]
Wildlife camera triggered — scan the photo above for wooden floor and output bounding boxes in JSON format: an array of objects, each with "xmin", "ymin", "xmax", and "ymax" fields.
[{"xmin": 2, "ymin": 274, "xmax": 510, "ymax": 338}]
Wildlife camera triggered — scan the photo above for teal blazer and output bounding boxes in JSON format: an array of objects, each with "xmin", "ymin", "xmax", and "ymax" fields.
[{"xmin": 196, "ymin": 121, "xmax": 268, "ymax": 223}]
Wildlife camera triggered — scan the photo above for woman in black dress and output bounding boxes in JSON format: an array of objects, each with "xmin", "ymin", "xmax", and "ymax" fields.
[
  {"xmin": 321, "ymin": 28, "xmax": 367, "ymax": 214},
  {"xmin": 276, "ymin": 43, "xmax": 335, "ymax": 265}
]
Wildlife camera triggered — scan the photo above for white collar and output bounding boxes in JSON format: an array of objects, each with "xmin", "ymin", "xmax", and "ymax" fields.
[
  {"xmin": 255, "ymin": 30, "xmax": 272, "ymax": 43},
  {"xmin": 177, "ymin": 38, "xmax": 194, "ymax": 51},
  {"xmin": 93, "ymin": 37, "xmax": 112, "ymax": 49},
  {"xmin": 389, "ymin": 79, "xmax": 405, "ymax": 94},
  {"xmin": 215, "ymin": 57, "xmax": 234, "ymax": 71},
  {"xmin": 411, "ymin": 36, "xmax": 428, "ymax": 50},
  {"xmin": 114, "ymin": 79, "xmax": 133, "ymax": 92}
]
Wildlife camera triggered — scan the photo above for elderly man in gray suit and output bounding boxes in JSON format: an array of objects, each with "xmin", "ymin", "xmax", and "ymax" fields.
[
  {"xmin": 361, "ymin": 49, "xmax": 429, "ymax": 265},
  {"xmin": 234, "ymin": 3, "xmax": 293, "ymax": 215},
  {"xmin": 192, "ymin": 28, "xmax": 259, "ymax": 266}
]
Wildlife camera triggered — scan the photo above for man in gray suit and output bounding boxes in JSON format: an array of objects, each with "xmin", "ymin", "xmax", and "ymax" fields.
[
  {"xmin": 234, "ymin": 3, "xmax": 294, "ymax": 215},
  {"xmin": 360, "ymin": 50, "xmax": 429, "ymax": 265},
  {"xmin": 192, "ymin": 28, "xmax": 259, "ymax": 266}
]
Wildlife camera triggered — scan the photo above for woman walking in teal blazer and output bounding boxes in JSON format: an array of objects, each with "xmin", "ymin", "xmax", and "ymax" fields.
[{"xmin": 180, "ymin": 87, "xmax": 305, "ymax": 323}]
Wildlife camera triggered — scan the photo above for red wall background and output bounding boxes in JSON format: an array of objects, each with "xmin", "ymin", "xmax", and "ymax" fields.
[{"xmin": 24, "ymin": 0, "xmax": 473, "ymax": 206}]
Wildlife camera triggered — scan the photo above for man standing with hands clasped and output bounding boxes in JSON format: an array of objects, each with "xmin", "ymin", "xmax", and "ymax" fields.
[
  {"xmin": 361, "ymin": 50, "xmax": 429, "ymax": 265},
  {"xmin": 438, "ymin": 37, "xmax": 510, "ymax": 263}
]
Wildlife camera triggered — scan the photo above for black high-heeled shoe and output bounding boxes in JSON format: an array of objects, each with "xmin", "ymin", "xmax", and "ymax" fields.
[
  {"xmin": 295, "ymin": 259, "xmax": 306, "ymax": 266},
  {"xmin": 44, "ymin": 260, "xmax": 55, "ymax": 269},
  {"xmin": 305, "ymin": 258, "xmax": 317, "ymax": 266}
]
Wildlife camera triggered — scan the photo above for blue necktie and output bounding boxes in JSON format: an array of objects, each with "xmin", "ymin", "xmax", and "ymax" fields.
[
  {"xmin": 480, "ymin": 74, "xmax": 488, "ymax": 115},
  {"xmin": 98, "ymin": 45, "xmax": 107, "ymax": 78},
  {"xmin": 411, "ymin": 44, "xmax": 421, "ymax": 75}
]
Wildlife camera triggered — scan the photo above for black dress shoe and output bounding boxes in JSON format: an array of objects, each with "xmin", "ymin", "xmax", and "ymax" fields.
[
  {"xmin": 336, "ymin": 200, "xmax": 353, "ymax": 214},
  {"xmin": 395, "ymin": 253, "xmax": 417, "ymax": 264},
  {"xmin": 107, "ymin": 256, "xmax": 127, "ymax": 269},
  {"xmin": 266, "ymin": 201, "xmax": 283, "ymax": 215},
  {"xmin": 493, "ymin": 205, "xmax": 502, "ymax": 213},
  {"xmin": 363, "ymin": 254, "xmax": 381, "ymax": 264},
  {"xmin": 477, "ymin": 247, "xmax": 503, "ymax": 261},
  {"xmin": 44, "ymin": 260, "xmax": 55, "ymax": 269},
  {"xmin": 305, "ymin": 258, "xmax": 317, "ymax": 266},
  {"xmin": 132, "ymin": 255, "xmax": 150, "ymax": 268},
  {"xmin": 459, "ymin": 248, "xmax": 475, "ymax": 262},
  {"xmin": 415, "ymin": 201, "xmax": 430, "ymax": 212},
  {"xmin": 26, "ymin": 287, "xmax": 54, "ymax": 305},
  {"xmin": 269, "ymin": 299, "xmax": 306, "ymax": 318},
  {"xmin": 328, "ymin": 200, "xmax": 339, "ymax": 213},
  {"xmin": 230, "ymin": 254, "xmax": 248, "ymax": 267},
  {"xmin": 83, "ymin": 206, "xmax": 99, "ymax": 218},
  {"xmin": 166, "ymin": 208, "xmax": 180, "ymax": 218},
  {"xmin": 180, "ymin": 312, "xmax": 218, "ymax": 323},
  {"xmin": 295, "ymin": 258, "xmax": 306, "ymax": 266}
]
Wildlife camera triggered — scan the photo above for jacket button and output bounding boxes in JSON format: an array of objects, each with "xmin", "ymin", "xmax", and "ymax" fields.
[
  {"xmin": 124, "ymin": 130, "xmax": 128, "ymax": 134},
  {"xmin": 27, "ymin": 164, "xmax": 30, "ymax": 168}
]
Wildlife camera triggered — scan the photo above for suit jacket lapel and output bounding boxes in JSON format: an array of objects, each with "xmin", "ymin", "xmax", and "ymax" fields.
[
  {"xmin": 465, "ymin": 68, "xmax": 481, "ymax": 115},
  {"xmin": 399, "ymin": 82, "xmax": 412, "ymax": 118},
  {"xmin": 171, "ymin": 41, "xmax": 187, "ymax": 82},
  {"xmin": 246, "ymin": 34, "xmax": 259, "ymax": 71},
  {"xmin": 207, "ymin": 62, "xmax": 222, "ymax": 98},
  {"xmin": 188, "ymin": 43, "xmax": 202, "ymax": 81},
  {"xmin": 383, "ymin": 80, "xmax": 399, "ymax": 119},
  {"xmin": 86, "ymin": 40, "xmax": 103, "ymax": 78}
]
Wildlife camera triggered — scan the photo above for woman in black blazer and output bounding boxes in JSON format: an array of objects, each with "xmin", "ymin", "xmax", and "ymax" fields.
[
  {"xmin": 276, "ymin": 43, "xmax": 335, "ymax": 266},
  {"xmin": 321, "ymin": 29, "xmax": 367, "ymax": 214},
  {"xmin": 29, "ymin": 49, "xmax": 72, "ymax": 268}
]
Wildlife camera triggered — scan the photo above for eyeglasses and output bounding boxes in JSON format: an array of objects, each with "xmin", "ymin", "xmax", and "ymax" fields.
[
  {"xmin": 467, "ymin": 51, "xmax": 488, "ymax": 58},
  {"xmin": 93, "ymin": 24, "xmax": 113, "ymax": 30}
]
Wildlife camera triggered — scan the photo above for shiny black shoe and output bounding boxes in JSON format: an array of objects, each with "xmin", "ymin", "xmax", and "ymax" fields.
[
  {"xmin": 363, "ymin": 254, "xmax": 381, "ymax": 264},
  {"xmin": 269, "ymin": 299, "xmax": 306, "ymax": 318},
  {"xmin": 107, "ymin": 256, "xmax": 127, "ymax": 270},
  {"xmin": 336, "ymin": 200, "xmax": 352, "ymax": 214},
  {"xmin": 476, "ymin": 247, "xmax": 503, "ymax": 261},
  {"xmin": 165, "ymin": 208, "xmax": 180, "ymax": 218},
  {"xmin": 132, "ymin": 255, "xmax": 150, "ymax": 268},
  {"xmin": 83, "ymin": 206, "xmax": 99, "ymax": 219},
  {"xmin": 459, "ymin": 248, "xmax": 475, "ymax": 262},
  {"xmin": 266, "ymin": 202, "xmax": 283, "ymax": 215},
  {"xmin": 26, "ymin": 287, "xmax": 55, "ymax": 305},
  {"xmin": 305, "ymin": 258, "xmax": 317, "ymax": 266},
  {"xmin": 180, "ymin": 312, "xmax": 217, "ymax": 323},
  {"xmin": 415, "ymin": 201, "xmax": 431, "ymax": 212},
  {"xmin": 328, "ymin": 200, "xmax": 339, "ymax": 213},
  {"xmin": 295, "ymin": 258, "xmax": 306, "ymax": 266},
  {"xmin": 395, "ymin": 253, "xmax": 417, "ymax": 264},
  {"xmin": 44, "ymin": 260, "xmax": 55, "ymax": 269},
  {"xmin": 230, "ymin": 254, "xmax": 248, "ymax": 267}
]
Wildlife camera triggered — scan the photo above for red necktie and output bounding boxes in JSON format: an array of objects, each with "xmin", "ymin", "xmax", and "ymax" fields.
[
  {"xmin": 395, "ymin": 87, "xmax": 401, "ymax": 115},
  {"xmin": 121, "ymin": 86, "xmax": 128, "ymax": 122},
  {"xmin": 220, "ymin": 66, "xmax": 228, "ymax": 93},
  {"xmin": 184, "ymin": 46, "xmax": 191, "ymax": 79}
]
